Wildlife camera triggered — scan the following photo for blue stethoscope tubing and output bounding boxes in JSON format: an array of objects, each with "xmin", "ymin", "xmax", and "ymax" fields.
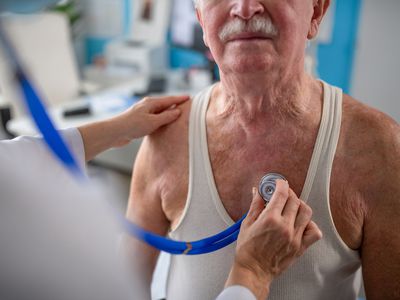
[
  {"xmin": 120, "ymin": 214, "xmax": 246, "ymax": 255},
  {"xmin": 0, "ymin": 24, "xmax": 244, "ymax": 255}
]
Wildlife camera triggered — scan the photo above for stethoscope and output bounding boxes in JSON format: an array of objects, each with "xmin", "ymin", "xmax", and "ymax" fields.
[
  {"xmin": 0, "ymin": 24, "xmax": 286, "ymax": 255},
  {"xmin": 121, "ymin": 173, "xmax": 285, "ymax": 255}
]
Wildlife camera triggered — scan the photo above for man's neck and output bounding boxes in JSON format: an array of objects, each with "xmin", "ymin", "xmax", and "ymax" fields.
[{"xmin": 209, "ymin": 71, "xmax": 321, "ymax": 132}]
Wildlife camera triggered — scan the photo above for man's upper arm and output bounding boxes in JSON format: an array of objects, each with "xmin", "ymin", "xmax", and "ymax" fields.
[
  {"xmin": 127, "ymin": 135, "xmax": 170, "ymax": 233},
  {"xmin": 361, "ymin": 118, "xmax": 400, "ymax": 299},
  {"xmin": 125, "ymin": 135, "xmax": 170, "ymax": 282}
]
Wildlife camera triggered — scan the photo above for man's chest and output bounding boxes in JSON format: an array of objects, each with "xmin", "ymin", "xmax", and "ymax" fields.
[
  {"xmin": 207, "ymin": 136, "xmax": 315, "ymax": 220},
  {"xmin": 206, "ymin": 138, "xmax": 364, "ymax": 250},
  {"xmin": 162, "ymin": 117, "xmax": 365, "ymax": 250}
]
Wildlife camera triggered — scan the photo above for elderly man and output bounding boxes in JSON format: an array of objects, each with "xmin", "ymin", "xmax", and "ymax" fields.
[{"xmin": 126, "ymin": 0, "xmax": 400, "ymax": 299}]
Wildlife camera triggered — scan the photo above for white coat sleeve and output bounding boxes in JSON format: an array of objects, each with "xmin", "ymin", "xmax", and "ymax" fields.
[
  {"xmin": 60, "ymin": 127, "xmax": 86, "ymax": 167},
  {"xmin": 215, "ymin": 286, "xmax": 257, "ymax": 300},
  {"xmin": 0, "ymin": 127, "xmax": 86, "ymax": 173}
]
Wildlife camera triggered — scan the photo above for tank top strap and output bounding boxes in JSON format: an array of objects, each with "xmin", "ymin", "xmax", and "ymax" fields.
[
  {"xmin": 171, "ymin": 84, "xmax": 218, "ymax": 233},
  {"xmin": 300, "ymin": 81, "xmax": 343, "ymax": 202}
]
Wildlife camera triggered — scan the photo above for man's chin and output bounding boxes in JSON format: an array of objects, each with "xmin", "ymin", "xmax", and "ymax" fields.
[{"xmin": 224, "ymin": 57, "xmax": 275, "ymax": 75}]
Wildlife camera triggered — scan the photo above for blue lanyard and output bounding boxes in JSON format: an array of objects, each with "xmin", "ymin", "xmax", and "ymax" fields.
[{"xmin": 0, "ymin": 25, "xmax": 244, "ymax": 255}]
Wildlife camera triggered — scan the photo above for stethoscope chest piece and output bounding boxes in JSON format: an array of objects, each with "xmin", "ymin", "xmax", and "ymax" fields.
[{"xmin": 258, "ymin": 173, "xmax": 287, "ymax": 204}]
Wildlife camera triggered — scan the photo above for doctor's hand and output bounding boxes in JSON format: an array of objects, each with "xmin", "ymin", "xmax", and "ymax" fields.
[
  {"xmin": 78, "ymin": 95, "xmax": 189, "ymax": 161},
  {"xmin": 113, "ymin": 95, "xmax": 190, "ymax": 144},
  {"xmin": 225, "ymin": 180, "xmax": 323, "ymax": 300}
]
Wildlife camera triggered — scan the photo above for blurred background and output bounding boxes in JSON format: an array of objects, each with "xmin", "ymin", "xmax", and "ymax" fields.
[
  {"xmin": 0, "ymin": 0, "xmax": 398, "ymax": 121},
  {"xmin": 0, "ymin": 1, "xmax": 398, "ymax": 298},
  {"xmin": 1, "ymin": 0, "xmax": 399, "ymax": 139}
]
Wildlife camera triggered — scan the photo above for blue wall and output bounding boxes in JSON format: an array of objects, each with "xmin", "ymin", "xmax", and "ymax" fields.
[
  {"xmin": 170, "ymin": 47, "xmax": 208, "ymax": 69},
  {"xmin": 317, "ymin": 0, "xmax": 363, "ymax": 93},
  {"xmin": 85, "ymin": 37, "xmax": 112, "ymax": 65}
]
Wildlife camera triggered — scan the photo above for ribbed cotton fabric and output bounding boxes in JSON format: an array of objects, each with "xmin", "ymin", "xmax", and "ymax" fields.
[{"xmin": 166, "ymin": 82, "xmax": 362, "ymax": 300}]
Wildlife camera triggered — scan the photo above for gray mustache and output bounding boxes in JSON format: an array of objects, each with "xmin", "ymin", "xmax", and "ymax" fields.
[{"xmin": 219, "ymin": 16, "xmax": 279, "ymax": 42}]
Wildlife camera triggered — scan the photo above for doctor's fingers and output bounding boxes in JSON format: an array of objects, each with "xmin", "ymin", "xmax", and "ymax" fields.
[
  {"xmin": 293, "ymin": 201, "xmax": 313, "ymax": 231},
  {"xmin": 299, "ymin": 221, "xmax": 323, "ymax": 254},
  {"xmin": 243, "ymin": 187, "xmax": 265, "ymax": 226},
  {"xmin": 142, "ymin": 95, "xmax": 190, "ymax": 113},
  {"xmin": 292, "ymin": 202, "xmax": 314, "ymax": 247},
  {"xmin": 281, "ymin": 189, "xmax": 302, "ymax": 226},
  {"xmin": 263, "ymin": 179, "xmax": 290, "ymax": 215},
  {"xmin": 151, "ymin": 107, "xmax": 183, "ymax": 127}
]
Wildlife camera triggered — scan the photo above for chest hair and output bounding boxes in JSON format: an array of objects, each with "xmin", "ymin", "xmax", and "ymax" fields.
[{"xmin": 207, "ymin": 127, "xmax": 315, "ymax": 220}]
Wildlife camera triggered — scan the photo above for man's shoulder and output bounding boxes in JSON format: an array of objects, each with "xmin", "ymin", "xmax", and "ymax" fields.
[
  {"xmin": 136, "ymin": 98, "xmax": 192, "ymax": 171},
  {"xmin": 149, "ymin": 98, "xmax": 192, "ymax": 147},
  {"xmin": 341, "ymin": 94, "xmax": 399, "ymax": 151},
  {"xmin": 340, "ymin": 94, "xmax": 399, "ymax": 188},
  {"xmin": 131, "ymin": 98, "xmax": 193, "ymax": 214}
]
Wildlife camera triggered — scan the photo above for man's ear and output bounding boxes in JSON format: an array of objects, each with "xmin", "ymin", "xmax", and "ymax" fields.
[
  {"xmin": 196, "ymin": 8, "xmax": 209, "ymax": 47},
  {"xmin": 307, "ymin": 0, "xmax": 331, "ymax": 39}
]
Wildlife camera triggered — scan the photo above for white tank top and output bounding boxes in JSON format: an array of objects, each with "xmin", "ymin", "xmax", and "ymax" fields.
[{"xmin": 166, "ymin": 81, "xmax": 362, "ymax": 300}]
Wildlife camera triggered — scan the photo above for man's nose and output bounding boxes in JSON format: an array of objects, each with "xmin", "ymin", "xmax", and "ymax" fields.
[{"xmin": 231, "ymin": 0, "xmax": 265, "ymax": 20}]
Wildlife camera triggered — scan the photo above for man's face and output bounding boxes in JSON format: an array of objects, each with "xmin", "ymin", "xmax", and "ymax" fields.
[{"xmin": 196, "ymin": 0, "xmax": 322, "ymax": 75}]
